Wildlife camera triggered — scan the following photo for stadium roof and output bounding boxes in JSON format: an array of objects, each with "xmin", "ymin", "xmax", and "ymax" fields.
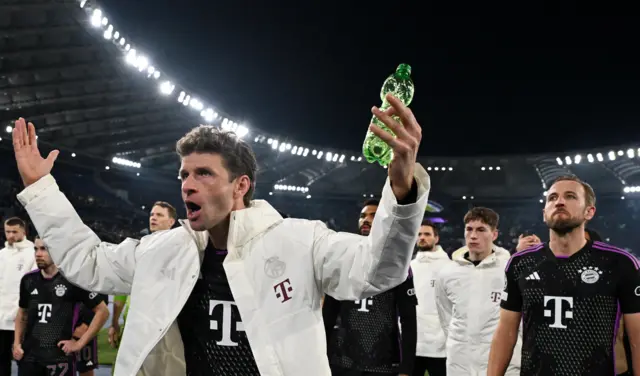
[{"xmin": 2, "ymin": 0, "xmax": 640, "ymax": 204}]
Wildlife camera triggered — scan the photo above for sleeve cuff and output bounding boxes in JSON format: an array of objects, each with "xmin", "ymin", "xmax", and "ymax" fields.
[
  {"xmin": 380, "ymin": 163, "xmax": 430, "ymax": 219},
  {"xmin": 17, "ymin": 174, "xmax": 58, "ymax": 206}
]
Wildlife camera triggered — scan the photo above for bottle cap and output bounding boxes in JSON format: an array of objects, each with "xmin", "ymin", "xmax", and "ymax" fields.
[{"xmin": 397, "ymin": 64, "xmax": 412, "ymax": 76}]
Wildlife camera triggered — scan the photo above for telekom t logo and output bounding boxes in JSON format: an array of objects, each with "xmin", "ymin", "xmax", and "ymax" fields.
[
  {"xmin": 490, "ymin": 292, "xmax": 502, "ymax": 303},
  {"xmin": 273, "ymin": 278, "xmax": 293, "ymax": 303},
  {"xmin": 37, "ymin": 303, "xmax": 52, "ymax": 323},
  {"xmin": 209, "ymin": 300, "xmax": 244, "ymax": 346},
  {"xmin": 355, "ymin": 298, "xmax": 373, "ymax": 312},
  {"xmin": 544, "ymin": 296, "xmax": 574, "ymax": 329}
]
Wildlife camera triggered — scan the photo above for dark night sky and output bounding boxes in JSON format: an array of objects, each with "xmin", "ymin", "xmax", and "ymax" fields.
[{"xmin": 98, "ymin": 1, "xmax": 640, "ymax": 156}]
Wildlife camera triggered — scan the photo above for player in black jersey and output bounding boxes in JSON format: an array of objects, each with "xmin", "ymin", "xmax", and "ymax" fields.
[
  {"xmin": 12, "ymin": 238, "xmax": 109, "ymax": 376},
  {"xmin": 488, "ymin": 175, "xmax": 640, "ymax": 376},
  {"xmin": 323, "ymin": 199, "xmax": 418, "ymax": 376},
  {"xmin": 73, "ymin": 293, "xmax": 108, "ymax": 376}
]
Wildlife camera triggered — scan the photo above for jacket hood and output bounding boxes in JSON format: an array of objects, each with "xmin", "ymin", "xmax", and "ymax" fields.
[
  {"xmin": 3, "ymin": 238, "xmax": 34, "ymax": 251},
  {"xmin": 179, "ymin": 199, "xmax": 283, "ymax": 252},
  {"xmin": 414, "ymin": 245, "xmax": 449, "ymax": 262},
  {"xmin": 451, "ymin": 244, "xmax": 511, "ymax": 265}
]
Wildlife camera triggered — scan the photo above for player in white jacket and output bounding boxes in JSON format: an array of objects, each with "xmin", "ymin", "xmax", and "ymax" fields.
[
  {"xmin": 0, "ymin": 217, "xmax": 36, "ymax": 376},
  {"xmin": 410, "ymin": 220, "xmax": 450, "ymax": 376},
  {"xmin": 10, "ymin": 95, "xmax": 428, "ymax": 376},
  {"xmin": 435, "ymin": 207, "xmax": 521, "ymax": 376}
]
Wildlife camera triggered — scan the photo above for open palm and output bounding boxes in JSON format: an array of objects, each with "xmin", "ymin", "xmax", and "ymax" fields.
[{"xmin": 12, "ymin": 118, "xmax": 59, "ymax": 186}]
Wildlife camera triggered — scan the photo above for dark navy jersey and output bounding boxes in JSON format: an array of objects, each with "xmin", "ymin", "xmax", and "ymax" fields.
[
  {"xmin": 323, "ymin": 272, "xmax": 418, "ymax": 374},
  {"xmin": 501, "ymin": 241, "xmax": 640, "ymax": 376},
  {"xmin": 177, "ymin": 244, "xmax": 259, "ymax": 376},
  {"xmin": 19, "ymin": 270, "xmax": 102, "ymax": 363}
]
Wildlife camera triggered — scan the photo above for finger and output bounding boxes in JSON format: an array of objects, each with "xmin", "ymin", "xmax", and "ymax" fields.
[
  {"xmin": 519, "ymin": 234, "xmax": 524, "ymax": 239},
  {"xmin": 369, "ymin": 124, "xmax": 411, "ymax": 156},
  {"xmin": 27, "ymin": 122, "xmax": 36, "ymax": 149},
  {"xmin": 46, "ymin": 150, "xmax": 59, "ymax": 166},
  {"xmin": 371, "ymin": 106, "xmax": 411, "ymax": 141},
  {"xmin": 385, "ymin": 94, "xmax": 420, "ymax": 136},
  {"xmin": 18, "ymin": 118, "xmax": 28, "ymax": 147}
]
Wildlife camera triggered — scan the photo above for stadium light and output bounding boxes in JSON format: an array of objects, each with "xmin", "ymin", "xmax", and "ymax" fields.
[
  {"xmin": 112, "ymin": 157, "xmax": 141, "ymax": 169},
  {"xmin": 5, "ymin": 125, "xmax": 12, "ymax": 133},
  {"xmin": 273, "ymin": 185, "xmax": 310, "ymax": 193},
  {"xmin": 623, "ymin": 186, "xmax": 640, "ymax": 194}
]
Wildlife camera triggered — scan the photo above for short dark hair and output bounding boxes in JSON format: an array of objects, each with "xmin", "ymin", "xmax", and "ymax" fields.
[
  {"xmin": 4, "ymin": 217, "xmax": 26, "ymax": 228},
  {"xmin": 550, "ymin": 175, "xmax": 596, "ymax": 207},
  {"xmin": 362, "ymin": 199, "xmax": 380, "ymax": 208},
  {"xmin": 464, "ymin": 207, "xmax": 499, "ymax": 230},
  {"xmin": 421, "ymin": 219, "xmax": 439, "ymax": 237},
  {"xmin": 153, "ymin": 201, "xmax": 177, "ymax": 220},
  {"xmin": 176, "ymin": 125, "xmax": 257, "ymax": 207}
]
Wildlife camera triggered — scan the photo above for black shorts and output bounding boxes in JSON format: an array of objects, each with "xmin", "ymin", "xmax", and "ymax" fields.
[
  {"xmin": 18, "ymin": 359, "xmax": 74, "ymax": 376},
  {"xmin": 76, "ymin": 337, "xmax": 99, "ymax": 373}
]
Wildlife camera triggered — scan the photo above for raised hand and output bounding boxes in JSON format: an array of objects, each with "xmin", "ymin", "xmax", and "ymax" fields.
[
  {"xmin": 12, "ymin": 118, "xmax": 59, "ymax": 187},
  {"xmin": 369, "ymin": 93, "xmax": 422, "ymax": 200}
]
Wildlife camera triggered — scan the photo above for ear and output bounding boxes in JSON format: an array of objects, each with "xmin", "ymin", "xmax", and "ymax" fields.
[
  {"xmin": 233, "ymin": 175, "xmax": 251, "ymax": 202},
  {"xmin": 492, "ymin": 230, "xmax": 499, "ymax": 242},
  {"xmin": 434, "ymin": 235, "xmax": 440, "ymax": 244},
  {"xmin": 585, "ymin": 205, "xmax": 596, "ymax": 221}
]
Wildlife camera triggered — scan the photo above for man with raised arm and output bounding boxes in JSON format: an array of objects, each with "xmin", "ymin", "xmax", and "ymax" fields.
[{"xmin": 11, "ymin": 94, "xmax": 430, "ymax": 376}]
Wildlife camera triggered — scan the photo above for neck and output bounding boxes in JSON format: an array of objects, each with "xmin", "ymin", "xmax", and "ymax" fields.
[
  {"xmin": 40, "ymin": 265, "xmax": 58, "ymax": 279},
  {"xmin": 467, "ymin": 246, "xmax": 493, "ymax": 262},
  {"xmin": 549, "ymin": 227, "xmax": 587, "ymax": 256},
  {"xmin": 208, "ymin": 217, "xmax": 230, "ymax": 250}
]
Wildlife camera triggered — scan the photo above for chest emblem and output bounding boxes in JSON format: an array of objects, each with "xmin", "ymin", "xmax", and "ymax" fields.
[
  {"xmin": 264, "ymin": 257, "xmax": 286, "ymax": 279},
  {"xmin": 54, "ymin": 284, "xmax": 67, "ymax": 297},
  {"xmin": 579, "ymin": 266, "xmax": 602, "ymax": 284}
]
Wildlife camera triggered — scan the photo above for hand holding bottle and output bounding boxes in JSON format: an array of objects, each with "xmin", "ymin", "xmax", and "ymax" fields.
[
  {"xmin": 12, "ymin": 118, "xmax": 59, "ymax": 187},
  {"xmin": 369, "ymin": 93, "xmax": 422, "ymax": 201}
]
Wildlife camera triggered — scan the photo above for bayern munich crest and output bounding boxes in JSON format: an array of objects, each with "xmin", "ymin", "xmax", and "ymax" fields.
[
  {"xmin": 579, "ymin": 266, "xmax": 603, "ymax": 284},
  {"xmin": 264, "ymin": 256, "xmax": 286, "ymax": 279},
  {"xmin": 54, "ymin": 284, "xmax": 67, "ymax": 297}
]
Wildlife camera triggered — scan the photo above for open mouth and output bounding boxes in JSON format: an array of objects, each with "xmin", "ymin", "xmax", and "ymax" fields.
[{"xmin": 185, "ymin": 201, "xmax": 202, "ymax": 219}]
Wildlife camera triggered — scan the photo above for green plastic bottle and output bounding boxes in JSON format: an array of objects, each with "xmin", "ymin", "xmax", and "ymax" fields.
[{"xmin": 362, "ymin": 64, "xmax": 415, "ymax": 166}]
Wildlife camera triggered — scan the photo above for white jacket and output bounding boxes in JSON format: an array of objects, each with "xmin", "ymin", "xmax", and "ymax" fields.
[
  {"xmin": 17, "ymin": 166, "xmax": 430, "ymax": 376},
  {"xmin": 0, "ymin": 238, "xmax": 36, "ymax": 330},
  {"xmin": 435, "ymin": 246, "xmax": 522, "ymax": 376},
  {"xmin": 410, "ymin": 245, "xmax": 450, "ymax": 358}
]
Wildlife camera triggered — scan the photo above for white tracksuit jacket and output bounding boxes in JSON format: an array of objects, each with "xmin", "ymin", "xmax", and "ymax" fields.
[
  {"xmin": 17, "ymin": 166, "xmax": 430, "ymax": 376},
  {"xmin": 0, "ymin": 238, "xmax": 36, "ymax": 331},
  {"xmin": 435, "ymin": 246, "xmax": 522, "ymax": 376},
  {"xmin": 410, "ymin": 245, "xmax": 450, "ymax": 358}
]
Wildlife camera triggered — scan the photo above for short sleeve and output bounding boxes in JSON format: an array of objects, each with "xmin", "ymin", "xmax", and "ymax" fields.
[
  {"xmin": 76, "ymin": 288, "xmax": 103, "ymax": 311},
  {"xmin": 18, "ymin": 276, "xmax": 29, "ymax": 309},
  {"xmin": 500, "ymin": 258, "xmax": 523, "ymax": 312},
  {"xmin": 617, "ymin": 254, "xmax": 640, "ymax": 314},
  {"xmin": 395, "ymin": 271, "xmax": 418, "ymax": 308}
]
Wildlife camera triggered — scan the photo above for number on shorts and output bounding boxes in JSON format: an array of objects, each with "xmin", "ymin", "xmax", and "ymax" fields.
[
  {"xmin": 82, "ymin": 345, "xmax": 92, "ymax": 361},
  {"xmin": 46, "ymin": 363, "xmax": 69, "ymax": 376}
]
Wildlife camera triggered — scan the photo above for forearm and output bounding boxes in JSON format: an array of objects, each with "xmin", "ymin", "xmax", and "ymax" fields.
[
  {"xmin": 487, "ymin": 329, "xmax": 518, "ymax": 376},
  {"xmin": 77, "ymin": 308, "xmax": 108, "ymax": 347},
  {"xmin": 13, "ymin": 309, "xmax": 26, "ymax": 345}
]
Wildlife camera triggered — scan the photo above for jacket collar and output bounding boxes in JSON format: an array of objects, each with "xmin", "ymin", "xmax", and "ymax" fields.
[
  {"xmin": 179, "ymin": 199, "xmax": 283, "ymax": 254},
  {"xmin": 3, "ymin": 238, "xmax": 34, "ymax": 252},
  {"xmin": 451, "ymin": 244, "xmax": 511, "ymax": 267},
  {"xmin": 414, "ymin": 245, "xmax": 448, "ymax": 262}
]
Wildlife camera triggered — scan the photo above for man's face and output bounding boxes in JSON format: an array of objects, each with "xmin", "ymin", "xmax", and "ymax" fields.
[
  {"xmin": 543, "ymin": 180, "xmax": 595, "ymax": 235},
  {"xmin": 417, "ymin": 225, "xmax": 439, "ymax": 251},
  {"xmin": 149, "ymin": 205, "xmax": 175, "ymax": 233},
  {"xmin": 465, "ymin": 220, "xmax": 497, "ymax": 254},
  {"xmin": 180, "ymin": 152, "xmax": 248, "ymax": 232},
  {"xmin": 358, "ymin": 205, "xmax": 378, "ymax": 236},
  {"xmin": 34, "ymin": 239, "xmax": 53, "ymax": 270},
  {"xmin": 4, "ymin": 224, "xmax": 25, "ymax": 245}
]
